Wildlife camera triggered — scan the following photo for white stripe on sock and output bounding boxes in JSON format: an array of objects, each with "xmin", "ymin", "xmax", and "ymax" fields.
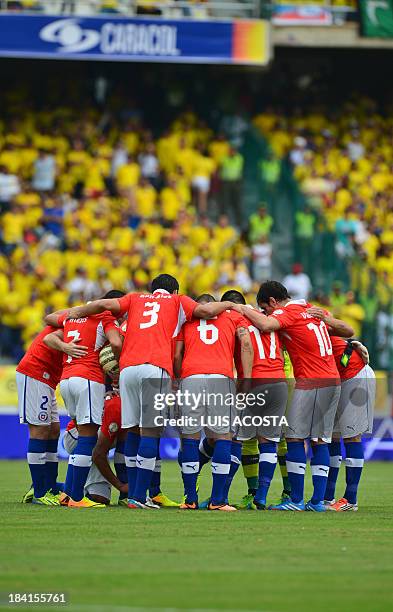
[
  {"xmin": 329, "ymin": 455, "xmax": 342, "ymax": 469},
  {"xmin": 70, "ymin": 454, "xmax": 92, "ymax": 468},
  {"xmin": 136, "ymin": 455, "xmax": 156, "ymax": 471},
  {"xmin": 230, "ymin": 455, "xmax": 241, "ymax": 465},
  {"xmin": 344, "ymin": 458, "xmax": 364, "ymax": 468},
  {"xmin": 311, "ymin": 464, "xmax": 329, "ymax": 477},
  {"xmin": 27, "ymin": 452, "xmax": 46, "ymax": 465},
  {"xmin": 46, "ymin": 452, "xmax": 58, "ymax": 463},
  {"xmin": 211, "ymin": 462, "xmax": 230, "ymax": 475},
  {"xmin": 260, "ymin": 453, "xmax": 277, "ymax": 464},
  {"xmin": 286, "ymin": 460, "xmax": 306, "ymax": 475},
  {"xmin": 124, "ymin": 455, "xmax": 136, "ymax": 468},
  {"xmin": 181, "ymin": 461, "xmax": 199, "ymax": 474},
  {"xmin": 154, "ymin": 460, "xmax": 162, "ymax": 473}
]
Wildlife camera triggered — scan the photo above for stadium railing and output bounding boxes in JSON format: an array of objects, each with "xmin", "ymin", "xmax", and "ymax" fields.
[{"xmin": 0, "ymin": 0, "xmax": 262, "ymax": 19}]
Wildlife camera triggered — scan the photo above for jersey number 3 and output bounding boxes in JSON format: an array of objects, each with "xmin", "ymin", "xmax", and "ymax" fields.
[
  {"xmin": 140, "ymin": 302, "xmax": 161, "ymax": 329},
  {"xmin": 66, "ymin": 330, "xmax": 81, "ymax": 363}
]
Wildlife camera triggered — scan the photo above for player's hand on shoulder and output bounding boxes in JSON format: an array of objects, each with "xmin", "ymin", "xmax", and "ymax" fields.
[
  {"xmin": 66, "ymin": 306, "xmax": 83, "ymax": 320},
  {"xmin": 306, "ymin": 306, "xmax": 327, "ymax": 321},
  {"xmin": 351, "ymin": 340, "xmax": 370, "ymax": 364},
  {"xmin": 230, "ymin": 303, "xmax": 245, "ymax": 315},
  {"xmin": 64, "ymin": 342, "xmax": 88, "ymax": 358}
]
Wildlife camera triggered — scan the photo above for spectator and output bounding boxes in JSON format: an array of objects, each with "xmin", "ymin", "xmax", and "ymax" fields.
[
  {"xmin": 191, "ymin": 145, "xmax": 216, "ymax": 217},
  {"xmin": 66, "ymin": 267, "xmax": 99, "ymax": 303},
  {"xmin": 0, "ymin": 165, "xmax": 20, "ymax": 210},
  {"xmin": 295, "ymin": 205, "xmax": 316, "ymax": 270},
  {"xmin": 347, "ymin": 130, "xmax": 365, "ymax": 162},
  {"xmin": 289, "ymin": 136, "xmax": 308, "ymax": 166},
  {"xmin": 32, "ymin": 149, "xmax": 56, "ymax": 192},
  {"xmin": 219, "ymin": 147, "xmax": 244, "ymax": 227},
  {"xmin": 333, "ymin": 290, "xmax": 365, "ymax": 338},
  {"xmin": 138, "ymin": 143, "xmax": 160, "ymax": 188},
  {"xmin": 248, "ymin": 205, "xmax": 273, "ymax": 244},
  {"xmin": 251, "ymin": 235, "xmax": 272, "ymax": 282},
  {"xmin": 335, "ymin": 210, "xmax": 359, "ymax": 258},
  {"xmin": 282, "ymin": 263, "xmax": 312, "ymax": 300},
  {"xmin": 260, "ymin": 151, "xmax": 281, "ymax": 188}
]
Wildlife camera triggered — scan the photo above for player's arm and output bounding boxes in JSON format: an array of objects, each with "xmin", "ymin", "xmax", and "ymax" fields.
[
  {"xmin": 44, "ymin": 308, "xmax": 69, "ymax": 327},
  {"xmin": 351, "ymin": 340, "xmax": 370, "ymax": 364},
  {"xmin": 174, "ymin": 340, "xmax": 184, "ymax": 379},
  {"xmin": 237, "ymin": 306, "xmax": 281, "ymax": 333},
  {"xmin": 64, "ymin": 298, "xmax": 122, "ymax": 320},
  {"xmin": 193, "ymin": 300, "xmax": 237, "ymax": 320},
  {"xmin": 105, "ymin": 327, "xmax": 123, "ymax": 361},
  {"xmin": 43, "ymin": 329, "xmax": 88, "ymax": 358},
  {"xmin": 236, "ymin": 326, "xmax": 254, "ymax": 378},
  {"xmin": 92, "ymin": 432, "xmax": 127, "ymax": 493},
  {"xmin": 306, "ymin": 307, "xmax": 354, "ymax": 338}
]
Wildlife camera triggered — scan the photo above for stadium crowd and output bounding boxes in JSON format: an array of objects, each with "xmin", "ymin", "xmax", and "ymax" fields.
[
  {"xmin": 0, "ymin": 106, "xmax": 266, "ymax": 360},
  {"xmin": 253, "ymin": 96, "xmax": 393, "ymax": 364}
]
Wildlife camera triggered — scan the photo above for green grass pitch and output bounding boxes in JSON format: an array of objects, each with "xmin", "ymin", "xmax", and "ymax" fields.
[{"xmin": 0, "ymin": 460, "xmax": 392, "ymax": 612}]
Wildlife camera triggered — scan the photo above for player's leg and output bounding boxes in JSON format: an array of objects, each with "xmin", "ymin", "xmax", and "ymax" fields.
[
  {"xmin": 120, "ymin": 366, "xmax": 142, "ymax": 504},
  {"xmin": 241, "ymin": 438, "xmax": 259, "ymax": 498},
  {"xmin": 179, "ymin": 376, "xmax": 205, "ymax": 509},
  {"xmin": 149, "ymin": 446, "xmax": 180, "ymax": 507},
  {"xmin": 277, "ymin": 438, "xmax": 291, "ymax": 500},
  {"xmin": 330, "ymin": 366, "xmax": 375, "ymax": 511},
  {"xmin": 222, "ymin": 439, "xmax": 242, "ymax": 505},
  {"xmin": 114, "ymin": 432, "xmax": 128, "ymax": 505},
  {"xmin": 84, "ymin": 464, "xmax": 111, "ymax": 506},
  {"xmin": 17, "ymin": 373, "xmax": 58, "ymax": 505},
  {"xmin": 68, "ymin": 378, "xmax": 105, "ymax": 507},
  {"xmin": 130, "ymin": 365, "xmax": 169, "ymax": 508},
  {"xmin": 207, "ymin": 376, "xmax": 236, "ymax": 511},
  {"xmin": 45, "ymin": 395, "xmax": 61, "ymax": 495},
  {"xmin": 306, "ymin": 385, "xmax": 341, "ymax": 512},
  {"xmin": 254, "ymin": 381, "xmax": 288, "ymax": 509},
  {"xmin": 270, "ymin": 388, "xmax": 312, "ymax": 510},
  {"xmin": 325, "ymin": 437, "xmax": 342, "ymax": 505}
]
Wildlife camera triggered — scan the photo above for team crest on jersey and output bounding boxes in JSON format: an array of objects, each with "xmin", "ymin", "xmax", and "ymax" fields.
[
  {"xmin": 39, "ymin": 412, "xmax": 49, "ymax": 422},
  {"xmin": 109, "ymin": 422, "xmax": 118, "ymax": 433},
  {"xmin": 273, "ymin": 309, "xmax": 284, "ymax": 315},
  {"xmin": 43, "ymin": 372, "xmax": 50, "ymax": 380}
]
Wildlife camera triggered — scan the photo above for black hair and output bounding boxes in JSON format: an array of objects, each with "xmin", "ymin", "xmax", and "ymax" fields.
[
  {"xmin": 196, "ymin": 294, "xmax": 216, "ymax": 303},
  {"xmin": 103, "ymin": 290, "xmax": 126, "ymax": 299},
  {"xmin": 151, "ymin": 274, "xmax": 179, "ymax": 294},
  {"xmin": 257, "ymin": 281, "xmax": 290, "ymax": 306},
  {"xmin": 221, "ymin": 290, "xmax": 246, "ymax": 305}
]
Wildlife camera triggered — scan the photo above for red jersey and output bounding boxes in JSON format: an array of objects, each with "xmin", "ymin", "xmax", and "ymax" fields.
[
  {"xmin": 270, "ymin": 300, "xmax": 339, "ymax": 388},
  {"xmin": 179, "ymin": 310, "xmax": 248, "ymax": 379},
  {"xmin": 16, "ymin": 326, "xmax": 63, "ymax": 390},
  {"xmin": 101, "ymin": 395, "xmax": 122, "ymax": 443},
  {"xmin": 331, "ymin": 336, "xmax": 365, "ymax": 381},
  {"xmin": 67, "ymin": 395, "xmax": 122, "ymax": 443},
  {"xmin": 235, "ymin": 313, "xmax": 285, "ymax": 380},
  {"xmin": 117, "ymin": 289, "xmax": 197, "ymax": 377},
  {"xmin": 59, "ymin": 312, "xmax": 118, "ymax": 384}
]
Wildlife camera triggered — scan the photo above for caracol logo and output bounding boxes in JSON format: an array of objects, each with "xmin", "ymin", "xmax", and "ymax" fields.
[
  {"xmin": 39, "ymin": 18, "xmax": 180, "ymax": 56},
  {"xmin": 39, "ymin": 19, "xmax": 100, "ymax": 53}
]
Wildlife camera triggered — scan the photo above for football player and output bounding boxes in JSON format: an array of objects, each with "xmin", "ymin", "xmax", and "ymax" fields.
[
  {"xmin": 63, "ymin": 274, "xmax": 237, "ymax": 509},
  {"xmin": 44, "ymin": 290, "xmax": 124, "ymax": 508},
  {"xmin": 16, "ymin": 319, "xmax": 87, "ymax": 505},
  {"xmin": 174, "ymin": 294, "xmax": 253, "ymax": 511},
  {"xmin": 234, "ymin": 281, "xmax": 354, "ymax": 512}
]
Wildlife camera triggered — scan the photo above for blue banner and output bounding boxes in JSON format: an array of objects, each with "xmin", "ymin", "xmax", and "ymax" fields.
[{"xmin": 0, "ymin": 14, "xmax": 269, "ymax": 65}]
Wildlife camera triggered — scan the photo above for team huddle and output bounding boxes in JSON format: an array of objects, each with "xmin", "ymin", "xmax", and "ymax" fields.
[{"xmin": 16, "ymin": 274, "xmax": 376, "ymax": 512}]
